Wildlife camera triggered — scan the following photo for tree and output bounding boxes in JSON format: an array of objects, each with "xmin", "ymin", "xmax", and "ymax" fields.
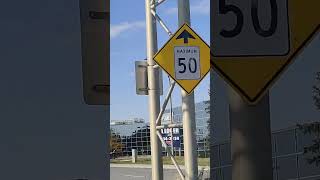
[
  {"xmin": 110, "ymin": 129, "xmax": 123, "ymax": 158},
  {"xmin": 297, "ymin": 72, "xmax": 320, "ymax": 166},
  {"xmin": 204, "ymin": 89, "xmax": 212, "ymax": 136},
  {"xmin": 297, "ymin": 122, "xmax": 320, "ymax": 166},
  {"xmin": 204, "ymin": 88, "xmax": 213, "ymax": 155},
  {"xmin": 313, "ymin": 72, "xmax": 320, "ymax": 110}
]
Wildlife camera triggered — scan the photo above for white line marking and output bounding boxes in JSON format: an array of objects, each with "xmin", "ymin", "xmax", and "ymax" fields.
[{"xmin": 122, "ymin": 174, "xmax": 145, "ymax": 178}]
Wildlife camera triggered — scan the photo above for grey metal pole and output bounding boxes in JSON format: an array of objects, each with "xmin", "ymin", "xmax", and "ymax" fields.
[
  {"xmin": 178, "ymin": 1, "xmax": 198, "ymax": 179},
  {"xmin": 145, "ymin": 0, "xmax": 163, "ymax": 180},
  {"xmin": 169, "ymin": 79, "xmax": 174, "ymax": 155},
  {"xmin": 228, "ymin": 88, "xmax": 273, "ymax": 180},
  {"xmin": 209, "ymin": 69, "xmax": 214, "ymax": 180}
]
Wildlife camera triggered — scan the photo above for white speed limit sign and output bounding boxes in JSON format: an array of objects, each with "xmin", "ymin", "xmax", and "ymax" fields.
[
  {"xmin": 211, "ymin": 0, "xmax": 290, "ymax": 56},
  {"xmin": 174, "ymin": 46, "xmax": 201, "ymax": 80}
]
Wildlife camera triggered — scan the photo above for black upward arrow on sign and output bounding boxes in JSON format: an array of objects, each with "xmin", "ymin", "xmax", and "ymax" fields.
[{"xmin": 176, "ymin": 30, "xmax": 195, "ymax": 44}]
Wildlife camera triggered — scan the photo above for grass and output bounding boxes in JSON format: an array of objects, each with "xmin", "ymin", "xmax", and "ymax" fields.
[{"xmin": 110, "ymin": 156, "xmax": 209, "ymax": 166}]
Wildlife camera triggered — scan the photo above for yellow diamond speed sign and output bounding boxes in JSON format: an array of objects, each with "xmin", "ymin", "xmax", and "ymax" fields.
[
  {"xmin": 211, "ymin": 0, "xmax": 320, "ymax": 104},
  {"xmin": 154, "ymin": 23, "xmax": 210, "ymax": 94}
]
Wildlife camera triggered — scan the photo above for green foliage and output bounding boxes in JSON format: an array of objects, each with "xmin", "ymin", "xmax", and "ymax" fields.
[
  {"xmin": 297, "ymin": 72, "xmax": 320, "ymax": 166},
  {"xmin": 298, "ymin": 122, "xmax": 320, "ymax": 136},
  {"xmin": 204, "ymin": 100, "xmax": 210, "ymax": 114},
  {"xmin": 204, "ymin": 89, "xmax": 211, "ymax": 114},
  {"xmin": 297, "ymin": 122, "xmax": 320, "ymax": 166},
  {"xmin": 110, "ymin": 129, "xmax": 123, "ymax": 154},
  {"xmin": 204, "ymin": 88, "xmax": 213, "ymax": 151},
  {"xmin": 313, "ymin": 72, "xmax": 320, "ymax": 110}
]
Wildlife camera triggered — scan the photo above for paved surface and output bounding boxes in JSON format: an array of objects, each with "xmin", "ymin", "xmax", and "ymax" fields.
[
  {"xmin": 111, "ymin": 167, "xmax": 181, "ymax": 180},
  {"xmin": 110, "ymin": 164, "xmax": 209, "ymax": 180}
]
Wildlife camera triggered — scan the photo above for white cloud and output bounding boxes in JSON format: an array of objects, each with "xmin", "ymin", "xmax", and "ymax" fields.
[
  {"xmin": 191, "ymin": 0, "xmax": 210, "ymax": 15},
  {"xmin": 164, "ymin": 0, "xmax": 209, "ymax": 15},
  {"xmin": 164, "ymin": 7, "xmax": 178, "ymax": 15},
  {"xmin": 110, "ymin": 21, "xmax": 145, "ymax": 38}
]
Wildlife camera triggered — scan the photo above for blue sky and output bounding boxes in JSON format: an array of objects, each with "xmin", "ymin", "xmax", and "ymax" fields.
[{"xmin": 110, "ymin": 0, "xmax": 210, "ymax": 121}]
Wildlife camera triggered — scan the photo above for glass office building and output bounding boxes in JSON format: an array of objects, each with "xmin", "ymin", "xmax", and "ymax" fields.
[
  {"xmin": 212, "ymin": 126, "xmax": 320, "ymax": 180},
  {"xmin": 110, "ymin": 101, "xmax": 210, "ymax": 157},
  {"xmin": 110, "ymin": 119, "xmax": 151, "ymax": 156},
  {"xmin": 164, "ymin": 100, "xmax": 210, "ymax": 157},
  {"xmin": 111, "ymin": 101, "xmax": 320, "ymax": 179}
]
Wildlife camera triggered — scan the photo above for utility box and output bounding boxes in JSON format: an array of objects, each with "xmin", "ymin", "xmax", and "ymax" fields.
[
  {"xmin": 135, "ymin": 60, "xmax": 163, "ymax": 95},
  {"xmin": 132, "ymin": 149, "xmax": 137, "ymax": 163}
]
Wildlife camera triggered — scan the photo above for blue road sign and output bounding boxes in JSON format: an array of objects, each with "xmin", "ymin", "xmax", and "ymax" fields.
[{"xmin": 161, "ymin": 127, "xmax": 181, "ymax": 147}]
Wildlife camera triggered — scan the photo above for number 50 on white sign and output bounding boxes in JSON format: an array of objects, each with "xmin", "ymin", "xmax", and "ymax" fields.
[
  {"xmin": 212, "ymin": 0, "xmax": 290, "ymax": 56},
  {"xmin": 174, "ymin": 46, "xmax": 201, "ymax": 80}
]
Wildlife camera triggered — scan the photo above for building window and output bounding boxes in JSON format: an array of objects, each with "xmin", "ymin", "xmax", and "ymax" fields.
[
  {"xmin": 277, "ymin": 156, "xmax": 298, "ymax": 180},
  {"xmin": 275, "ymin": 129, "xmax": 296, "ymax": 156}
]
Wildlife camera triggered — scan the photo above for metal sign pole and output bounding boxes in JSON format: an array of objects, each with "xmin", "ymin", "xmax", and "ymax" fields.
[
  {"xmin": 228, "ymin": 88, "xmax": 273, "ymax": 180},
  {"xmin": 145, "ymin": 0, "xmax": 163, "ymax": 179},
  {"xmin": 178, "ymin": 0, "xmax": 198, "ymax": 179},
  {"xmin": 170, "ymin": 86, "xmax": 174, "ymax": 155}
]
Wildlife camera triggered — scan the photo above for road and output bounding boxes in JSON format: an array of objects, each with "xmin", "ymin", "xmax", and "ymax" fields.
[
  {"xmin": 110, "ymin": 165, "xmax": 209, "ymax": 180},
  {"xmin": 111, "ymin": 167, "xmax": 181, "ymax": 180}
]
